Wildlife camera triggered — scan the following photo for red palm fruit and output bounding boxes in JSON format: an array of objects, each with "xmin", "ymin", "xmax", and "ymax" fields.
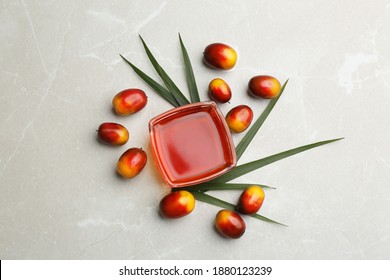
[
  {"xmin": 248, "ymin": 75, "xmax": 281, "ymax": 99},
  {"xmin": 204, "ymin": 43, "xmax": 237, "ymax": 70},
  {"xmin": 160, "ymin": 191, "xmax": 195, "ymax": 218},
  {"xmin": 116, "ymin": 148, "xmax": 147, "ymax": 179},
  {"xmin": 97, "ymin": 122, "xmax": 129, "ymax": 146},
  {"xmin": 112, "ymin": 89, "xmax": 147, "ymax": 116},
  {"xmin": 225, "ymin": 105, "xmax": 253, "ymax": 133},
  {"xmin": 215, "ymin": 210, "xmax": 246, "ymax": 239},
  {"xmin": 208, "ymin": 78, "xmax": 232, "ymax": 103},
  {"xmin": 237, "ymin": 185, "xmax": 265, "ymax": 215}
]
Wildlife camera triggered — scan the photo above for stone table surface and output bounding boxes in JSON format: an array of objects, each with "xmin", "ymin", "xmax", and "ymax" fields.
[{"xmin": 1, "ymin": 0, "xmax": 390, "ymax": 259}]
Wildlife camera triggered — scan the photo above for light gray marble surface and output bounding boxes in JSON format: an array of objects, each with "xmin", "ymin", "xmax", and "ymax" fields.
[{"xmin": 1, "ymin": 0, "xmax": 390, "ymax": 259}]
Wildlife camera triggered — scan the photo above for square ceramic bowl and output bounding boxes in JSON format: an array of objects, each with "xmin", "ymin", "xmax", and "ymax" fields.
[{"xmin": 149, "ymin": 101, "xmax": 236, "ymax": 187}]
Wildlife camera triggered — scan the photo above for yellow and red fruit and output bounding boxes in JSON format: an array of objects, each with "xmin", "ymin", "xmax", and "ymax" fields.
[
  {"xmin": 215, "ymin": 210, "xmax": 246, "ymax": 239},
  {"xmin": 248, "ymin": 75, "xmax": 281, "ymax": 99},
  {"xmin": 208, "ymin": 78, "xmax": 232, "ymax": 103},
  {"xmin": 204, "ymin": 43, "xmax": 237, "ymax": 70},
  {"xmin": 237, "ymin": 185, "xmax": 265, "ymax": 215},
  {"xmin": 116, "ymin": 148, "xmax": 147, "ymax": 179},
  {"xmin": 160, "ymin": 191, "xmax": 195, "ymax": 219},
  {"xmin": 97, "ymin": 122, "xmax": 129, "ymax": 146},
  {"xmin": 112, "ymin": 88, "xmax": 148, "ymax": 116},
  {"xmin": 225, "ymin": 105, "xmax": 253, "ymax": 133}
]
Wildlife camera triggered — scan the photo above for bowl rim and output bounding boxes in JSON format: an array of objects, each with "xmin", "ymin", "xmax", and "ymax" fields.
[{"xmin": 149, "ymin": 101, "xmax": 237, "ymax": 187}]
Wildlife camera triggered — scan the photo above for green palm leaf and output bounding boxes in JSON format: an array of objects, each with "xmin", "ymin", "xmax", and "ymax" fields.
[
  {"xmin": 192, "ymin": 192, "xmax": 286, "ymax": 226},
  {"xmin": 175, "ymin": 183, "xmax": 275, "ymax": 192},
  {"xmin": 236, "ymin": 80, "xmax": 289, "ymax": 161},
  {"xmin": 179, "ymin": 34, "xmax": 200, "ymax": 103},
  {"xmin": 139, "ymin": 35, "xmax": 190, "ymax": 106},
  {"xmin": 212, "ymin": 138, "xmax": 344, "ymax": 183},
  {"xmin": 120, "ymin": 54, "xmax": 179, "ymax": 107}
]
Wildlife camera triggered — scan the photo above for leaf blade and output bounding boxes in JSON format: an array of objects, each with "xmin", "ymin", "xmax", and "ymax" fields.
[
  {"xmin": 236, "ymin": 80, "xmax": 288, "ymax": 161},
  {"xmin": 179, "ymin": 34, "xmax": 200, "ymax": 103},
  {"xmin": 192, "ymin": 192, "xmax": 286, "ymax": 226},
  {"xmin": 139, "ymin": 35, "xmax": 190, "ymax": 106},
  {"xmin": 120, "ymin": 54, "xmax": 180, "ymax": 107},
  {"xmin": 213, "ymin": 138, "xmax": 344, "ymax": 183},
  {"xmin": 175, "ymin": 183, "xmax": 275, "ymax": 192}
]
